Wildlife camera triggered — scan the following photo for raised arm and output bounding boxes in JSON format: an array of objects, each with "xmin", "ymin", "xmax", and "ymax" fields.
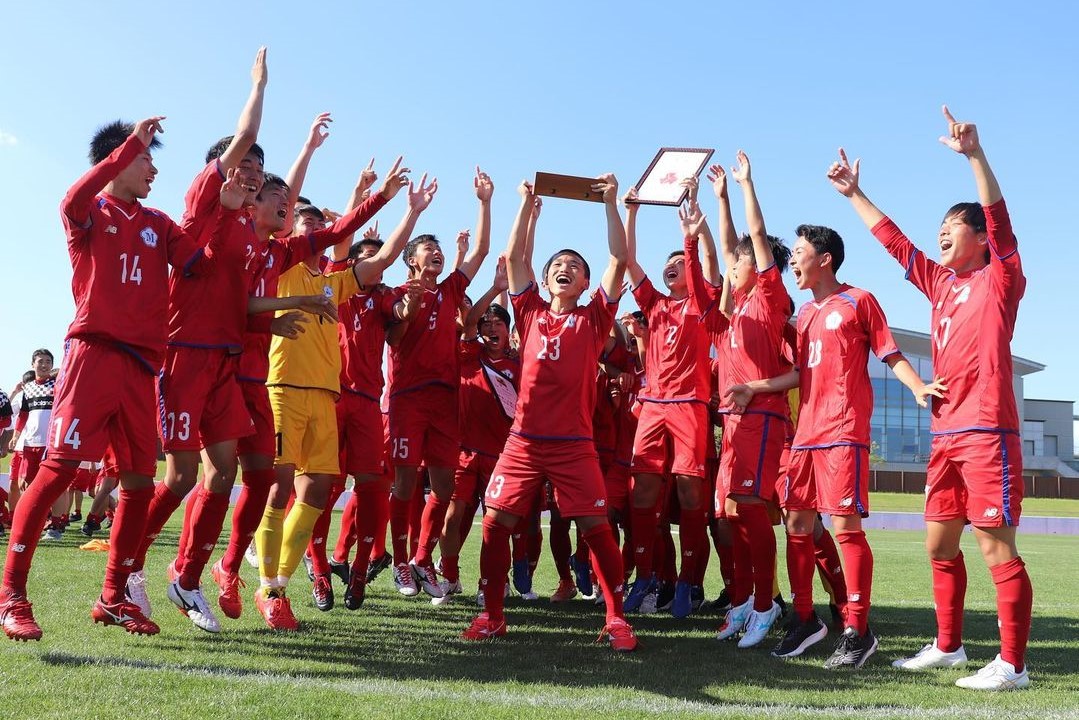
[
  {"xmin": 623, "ymin": 188, "xmax": 645, "ymax": 287},
  {"xmin": 731, "ymin": 151, "xmax": 773, "ymax": 271},
  {"xmin": 681, "ymin": 176, "xmax": 721, "ymax": 285},
  {"xmin": 218, "ymin": 47, "xmax": 268, "ymax": 172},
  {"xmin": 706, "ymin": 163, "xmax": 738, "ymax": 279},
  {"xmin": 524, "ymin": 196, "xmax": 540, "ymax": 285},
  {"xmin": 463, "ymin": 255, "xmax": 510, "ymax": 337},
  {"xmin": 827, "ymin": 148, "xmax": 886, "ymax": 230},
  {"xmin": 354, "ymin": 172, "xmax": 437, "ymax": 286},
  {"xmin": 248, "ymin": 294, "xmax": 338, "ymax": 323},
  {"xmin": 593, "ymin": 173, "xmax": 627, "ymax": 299},
  {"xmin": 284, "ymin": 112, "xmax": 332, "ymax": 214},
  {"xmin": 330, "ymin": 158, "xmax": 379, "ymax": 262},
  {"xmin": 505, "ymin": 181, "xmax": 536, "ymax": 294},
  {"xmin": 451, "ymin": 230, "xmax": 470, "ymax": 273},
  {"xmin": 939, "ymin": 105, "xmax": 1002, "ymax": 207},
  {"xmin": 458, "ymin": 167, "xmax": 494, "ymax": 280},
  {"xmin": 679, "ymin": 202, "xmax": 721, "ymax": 316}
]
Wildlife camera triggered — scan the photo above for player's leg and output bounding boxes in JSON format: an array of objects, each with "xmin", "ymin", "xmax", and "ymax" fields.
[
  {"xmin": 410, "ymin": 389, "xmax": 459, "ymax": 595},
  {"xmin": 625, "ymin": 404, "xmax": 668, "ymax": 610},
  {"xmin": 432, "ymin": 451, "xmax": 481, "ymax": 605},
  {"xmin": 343, "ymin": 473, "xmax": 386, "ymax": 610},
  {"xmin": 547, "ymin": 495, "xmax": 576, "ymax": 601},
  {"xmin": 813, "ymin": 514, "xmax": 848, "ymax": 627}
]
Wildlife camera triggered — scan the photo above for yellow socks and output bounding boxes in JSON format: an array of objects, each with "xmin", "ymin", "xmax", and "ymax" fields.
[
  {"xmin": 255, "ymin": 506, "xmax": 286, "ymax": 587},
  {"xmin": 277, "ymin": 502, "xmax": 323, "ymax": 585}
]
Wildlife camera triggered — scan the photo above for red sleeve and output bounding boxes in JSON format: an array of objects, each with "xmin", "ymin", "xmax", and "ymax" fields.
[
  {"xmin": 180, "ymin": 160, "xmax": 225, "ymax": 239},
  {"xmin": 14, "ymin": 410, "xmax": 27, "ymax": 434},
  {"xmin": 509, "ymin": 283, "xmax": 543, "ymax": 346},
  {"xmin": 246, "ymin": 313, "xmax": 273, "ymax": 335},
  {"xmin": 756, "ymin": 264, "xmax": 792, "ymax": 317},
  {"xmin": 684, "ymin": 235, "xmax": 723, "ymax": 317},
  {"xmin": 306, "ymin": 192, "xmax": 390, "ymax": 256},
  {"xmin": 857, "ymin": 291, "xmax": 901, "ymax": 361},
  {"xmin": 380, "ymin": 287, "xmax": 405, "ymax": 324},
  {"xmin": 870, "ymin": 217, "xmax": 949, "ymax": 302},
  {"xmin": 587, "ymin": 285, "xmax": 619, "ymax": 346},
  {"xmin": 984, "ymin": 199, "xmax": 1024, "ymax": 304},
  {"xmin": 325, "ymin": 258, "xmax": 350, "ymax": 274},
  {"xmin": 61, "ymin": 134, "xmax": 145, "ymax": 232},
  {"xmin": 458, "ymin": 338, "xmax": 482, "ymax": 361},
  {"xmin": 630, "ymin": 276, "xmax": 660, "ymax": 314},
  {"xmin": 170, "ymin": 207, "xmax": 246, "ymax": 275}
]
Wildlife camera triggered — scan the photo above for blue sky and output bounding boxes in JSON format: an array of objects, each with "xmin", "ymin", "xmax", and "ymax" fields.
[{"xmin": 2, "ymin": 3, "xmax": 1076, "ymax": 422}]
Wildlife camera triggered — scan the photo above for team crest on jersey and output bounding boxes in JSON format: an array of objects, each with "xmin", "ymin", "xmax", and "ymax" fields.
[
  {"xmin": 140, "ymin": 227, "xmax": 158, "ymax": 248},
  {"xmin": 566, "ymin": 316, "xmax": 577, "ymax": 328},
  {"xmin": 365, "ymin": 298, "xmax": 374, "ymax": 310},
  {"xmin": 825, "ymin": 311, "xmax": 843, "ymax": 330},
  {"xmin": 323, "ymin": 286, "xmax": 334, "ymax": 298}
]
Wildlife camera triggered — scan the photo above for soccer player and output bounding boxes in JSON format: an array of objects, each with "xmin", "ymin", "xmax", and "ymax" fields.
[
  {"xmin": 727, "ymin": 224, "xmax": 943, "ymax": 668},
  {"xmin": 253, "ymin": 166, "xmax": 436, "ymax": 630},
  {"xmin": 10, "ymin": 351, "xmax": 57, "ymax": 538},
  {"xmin": 0, "ymin": 116, "xmax": 251, "ymax": 641},
  {"xmin": 462, "ymin": 177, "xmax": 637, "ymax": 652},
  {"xmin": 387, "ymin": 168, "xmax": 493, "ymax": 598},
  {"xmin": 828, "ymin": 107, "xmax": 1032, "ymax": 690}
]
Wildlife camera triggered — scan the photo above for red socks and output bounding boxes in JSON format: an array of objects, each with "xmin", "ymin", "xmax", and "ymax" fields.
[
  {"xmin": 349, "ymin": 482, "xmax": 386, "ymax": 583},
  {"xmin": 414, "ymin": 494, "xmax": 449, "ymax": 566},
  {"xmin": 549, "ymin": 515, "xmax": 573, "ymax": 582},
  {"xmin": 478, "ymin": 516, "xmax": 512, "ymax": 624},
  {"xmin": 814, "ymin": 526, "xmax": 848, "ymax": 611},
  {"xmin": 676, "ymin": 507, "xmax": 707, "ymax": 584},
  {"xmin": 629, "ymin": 506, "xmax": 659, "ymax": 580},
  {"xmin": 836, "ymin": 529, "xmax": 873, "ymax": 634},
  {"xmin": 177, "ymin": 488, "xmax": 230, "ymax": 590},
  {"xmin": 307, "ymin": 484, "xmax": 344, "ymax": 576},
  {"xmin": 388, "ymin": 493, "xmax": 411, "ymax": 566},
  {"xmin": 787, "ymin": 532, "xmax": 816, "ymax": 622},
  {"xmin": 738, "ymin": 502, "xmax": 777, "ymax": 612},
  {"xmin": 991, "ymin": 556, "xmax": 1032, "ymax": 672},
  {"xmin": 2, "ymin": 460, "xmax": 75, "ymax": 596},
  {"xmin": 133, "ymin": 482, "xmax": 185, "ymax": 573},
  {"xmin": 175, "ymin": 490, "xmax": 198, "ymax": 570},
  {"xmin": 102, "ymin": 486, "xmax": 154, "ymax": 605},
  {"xmin": 220, "ymin": 468, "xmax": 274, "ymax": 575},
  {"xmin": 931, "ymin": 551, "xmax": 967, "ymax": 653},
  {"xmin": 583, "ymin": 524, "xmax": 626, "ymax": 622},
  {"xmin": 728, "ymin": 514, "xmax": 753, "ymax": 607},
  {"xmin": 333, "ymin": 491, "xmax": 359, "ymax": 564}
]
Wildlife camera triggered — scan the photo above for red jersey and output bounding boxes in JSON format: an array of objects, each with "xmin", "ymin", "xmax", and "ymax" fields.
[
  {"xmin": 509, "ymin": 284, "xmax": 619, "ymax": 441},
  {"xmin": 720, "ymin": 264, "xmax": 792, "ymax": 417},
  {"xmin": 632, "ymin": 279, "xmax": 710, "ymax": 404},
  {"xmin": 330, "ymin": 259, "xmax": 402, "ymax": 401},
  {"xmin": 236, "ymin": 193, "xmax": 389, "ymax": 384},
  {"xmin": 60, "ymin": 135, "xmax": 236, "ymax": 371},
  {"xmin": 459, "ymin": 339, "xmax": 520, "ymax": 457},
  {"xmin": 388, "ymin": 270, "xmax": 470, "ymax": 397},
  {"xmin": 872, "ymin": 199, "xmax": 1024, "ymax": 434},
  {"xmin": 605, "ymin": 340, "xmax": 642, "ymax": 466},
  {"xmin": 792, "ymin": 286, "xmax": 900, "ymax": 448}
]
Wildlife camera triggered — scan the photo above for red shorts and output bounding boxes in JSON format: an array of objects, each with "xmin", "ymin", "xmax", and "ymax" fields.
[
  {"xmin": 8, "ymin": 452, "xmax": 22, "ymax": 488},
  {"xmin": 48, "ymin": 339, "xmax": 158, "ymax": 476},
  {"xmin": 71, "ymin": 463, "xmax": 99, "ymax": 493},
  {"xmin": 337, "ymin": 392, "xmax": 386, "ymax": 477},
  {"xmin": 632, "ymin": 401, "xmax": 708, "ymax": 478},
  {"xmin": 17, "ymin": 446, "xmax": 46, "ymax": 484},
  {"xmin": 604, "ymin": 461, "xmax": 631, "ymax": 517},
  {"xmin": 718, "ymin": 411, "xmax": 787, "ymax": 508},
  {"xmin": 926, "ymin": 431, "xmax": 1023, "ymax": 528},
  {"xmin": 157, "ymin": 347, "xmax": 253, "ymax": 452},
  {"xmin": 454, "ymin": 448, "xmax": 497, "ymax": 503},
  {"xmin": 237, "ymin": 380, "xmax": 275, "ymax": 458},
  {"xmin": 783, "ymin": 445, "xmax": 870, "ymax": 517},
  {"xmin": 388, "ymin": 386, "xmax": 460, "ymax": 469},
  {"xmin": 486, "ymin": 434, "xmax": 608, "ymax": 519}
]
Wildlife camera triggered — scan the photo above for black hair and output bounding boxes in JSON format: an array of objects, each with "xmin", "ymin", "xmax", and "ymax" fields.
[
  {"xmin": 32, "ymin": 348, "xmax": 54, "ymax": 363},
  {"xmin": 795, "ymin": 224, "xmax": 845, "ymax": 273},
  {"xmin": 257, "ymin": 173, "xmax": 289, "ymax": 199},
  {"xmin": 204, "ymin": 135, "xmax": 265, "ymax": 165},
  {"xmin": 348, "ymin": 238, "xmax": 383, "ymax": 260},
  {"xmin": 296, "ymin": 195, "xmax": 311, "ymax": 206},
  {"xmin": 542, "ymin": 249, "xmax": 591, "ymax": 281},
  {"xmin": 734, "ymin": 233, "xmax": 791, "ymax": 274},
  {"xmin": 21, "ymin": 370, "xmax": 35, "ymax": 384},
  {"xmin": 402, "ymin": 234, "xmax": 440, "ymax": 269},
  {"xmin": 941, "ymin": 202, "xmax": 986, "ymax": 233},
  {"xmin": 631, "ymin": 309, "xmax": 648, "ymax": 329},
  {"xmin": 90, "ymin": 120, "xmax": 161, "ymax": 166},
  {"xmin": 481, "ymin": 302, "xmax": 512, "ymax": 329},
  {"xmin": 666, "ymin": 250, "xmax": 685, "ymax": 261}
]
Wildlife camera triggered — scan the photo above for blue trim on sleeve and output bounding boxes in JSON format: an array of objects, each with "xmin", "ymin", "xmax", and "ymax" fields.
[
  {"xmin": 508, "ymin": 281, "xmax": 535, "ymax": 298},
  {"xmin": 182, "ymin": 248, "xmax": 205, "ymax": 276},
  {"xmin": 904, "ymin": 251, "xmax": 920, "ymax": 280},
  {"xmin": 878, "ymin": 349, "xmax": 902, "ymax": 363},
  {"xmin": 837, "ymin": 292, "xmax": 858, "ymax": 309}
]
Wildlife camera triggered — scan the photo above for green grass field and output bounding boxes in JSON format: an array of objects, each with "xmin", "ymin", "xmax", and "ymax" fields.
[{"xmin": 0, "ymin": 512, "xmax": 1076, "ymax": 720}]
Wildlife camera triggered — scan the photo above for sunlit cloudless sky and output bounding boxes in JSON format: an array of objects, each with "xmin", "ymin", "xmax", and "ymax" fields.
[{"xmin": 2, "ymin": 2, "xmax": 1077, "ymax": 414}]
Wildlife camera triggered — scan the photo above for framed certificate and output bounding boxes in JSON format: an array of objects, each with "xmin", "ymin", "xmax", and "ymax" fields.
[
  {"xmin": 533, "ymin": 172, "xmax": 605, "ymax": 203},
  {"xmin": 630, "ymin": 147, "xmax": 715, "ymax": 206}
]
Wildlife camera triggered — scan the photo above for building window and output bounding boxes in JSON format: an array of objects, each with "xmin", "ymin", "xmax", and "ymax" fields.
[
  {"xmin": 1045, "ymin": 435, "xmax": 1058, "ymax": 458},
  {"xmin": 1023, "ymin": 420, "xmax": 1044, "ymax": 456}
]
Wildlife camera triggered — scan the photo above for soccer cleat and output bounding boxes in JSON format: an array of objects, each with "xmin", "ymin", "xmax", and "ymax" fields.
[
  {"xmin": 343, "ymin": 576, "xmax": 366, "ymax": 611},
  {"xmin": 716, "ymin": 598, "xmax": 753, "ymax": 640},
  {"xmin": 431, "ymin": 579, "xmax": 463, "ymax": 606},
  {"xmin": 690, "ymin": 585, "xmax": 705, "ymax": 612},
  {"xmin": 671, "ymin": 581, "xmax": 693, "ymax": 619},
  {"xmin": 623, "ymin": 575, "xmax": 657, "ymax": 613},
  {"xmin": 772, "ymin": 613, "xmax": 828, "ymax": 658},
  {"xmin": 244, "ymin": 542, "xmax": 260, "ymax": 569},
  {"xmin": 327, "ymin": 557, "xmax": 350, "ymax": 586},
  {"xmin": 512, "ymin": 558, "xmax": 533, "ymax": 596},
  {"xmin": 91, "ymin": 598, "xmax": 160, "ymax": 635},
  {"xmin": 410, "ymin": 560, "xmax": 443, "ymax": 598},
  {"xmin": 569, "ymin": 555, "xmax": 594, "ymax": 597},
  {"xmin": 80, "ymin": 518, "xmax": 101, "ymax": 537},
  {"xmin": 702, "ymin": 587, "xmax": 733, "ymax": 614},
  {"xmin": 598, "ymin": 617, "xmax": 638, "ymax": 652},
  {"xmin": 738, "ymin": 602, "xmax": 783, "ymax": 648},
  {"xmin": 954, "ymin": 654, "xmax": 1030, "ymax": 691},
  {"xmin": 823, "ymin": 626, "xmax": 878, "ymax": 669},
  {"xmin": 254, "ymin": 588, "xmax": 299, "ymax": 631},
  {"xmin": 828, "ymin": 602, "xmax": 845, "ymax": 630},
  {"xmin": 550, "ymin": 578, "xmax": 578, "ymax": 602},
  {"xmin": 639, "ymin": 586, "xmax": 659, "ymax": 615},
  {"xmin": 125, "ymin": 570, "xmax": 153, "ymax": 619},
  {"xmin": 166, "ymin": 581, "xmax": 221, "ymax": 633},
  {"xmin": 433, "ymin": 556, "xmax": 445, "ymax": 577},
  {"xmin": 366, "ymin": 551, "xmax": 393, "ymax": 584},
  {"xmin": 1, "ymin": 596, "xmax": 42, "ymax": 641},
  {"xmin": 892, "ymin": 641, "xmax": 969, "ymax": 670},
  {"xmin": 393, "ymin": 563, "xmax": 419, "ymax": 597},
  {"xmin": 461, "ymin": 612, "xmax": 507, "ymax": 641},
  {"xmin": 302, "ymin": 552, "xmax": 315, "ymax": 582},
  {"xmin": 211, "ymin": 560, "xmax": 245, "ymax": 620},
  {"xmin": 312, "ymin": 574, "xmax": 334, "ymax": 612},
  {"xmin": 773, "ymin": 593, "xmax": 788, "ymax": 617},
  {"xmin": 41, "ymin": 527, "xmax": 63, "ymax": 541},
  {"xmin": 521, "ymin": 590, "xmax": 540, "ymax": 601},
  {"xmin": 656, "ymin": 581, "xmax": 675, "ymax": 612}
]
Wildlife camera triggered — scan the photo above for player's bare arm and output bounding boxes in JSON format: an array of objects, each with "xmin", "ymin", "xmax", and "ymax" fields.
[
  {"xmin": 886, "ymin": 356, "xmax": 948, "ymax": 409},
  {"xmin": 707, "ymin": 161, "xmax": 739, "ymax": 273},
  {"xmin": 393, "ymin": 279, "xmax": 424, "ymax": 322},
  {"xmin": 353, "ymin": 169, "xmax": 437, "ymax": 286},
  {"xmin": 248, "ymin": 294, "xmax": 339, "ymax": 324},
  {"xmin": 283, "ymin": 112, "xmax": 333, "ymax": 215},
  {"xmin": 451, "ymin": 230, "xmax": 470, "ymax": 273},
  {"xmin": 622, "ymin": 187, "xmax": 645, "ymax": 287},
  {"xmin": 523, "ymin": 195, "xmax": 541, "ymax": 286},
  {"xmin": 594, "ymin": 173, "xmax": 627, "ymax": 299},
  {"xmin": 827, "ymin": 147, "xmax": 887, "ymax": 230},
  {"xmin": 731, "ymin": 150, "xmax": 773, "ymax": 271},
  {"xmin": 269, "ymin": 310, "xmax": 311, "ymax": 340},
  {"xmin": 504, "ymin": 181, "xmax": 536, "ymax": 294},
  {"xmin": 724, "ymin": 369, "xmax": 799, "ymax": 412},
  {"xmin": 218, "ymin": 47, "xmax": 268, "ymax": 172},
  {"xmin": 330, "ymin": 158, "xmax": 378, "ymax": 262},
  {"xmin": 683, "ymin": 176, "xmax": 721, "ymax": 284},
  {"xmin": 458, "ymin": 167, "xmax": 494, "ymax": 280},
  {"xmin": 463, "ymin": 255, "xmax": 510, "ymax": 335},
  {"xmin": 939, "ymin": 105, "xmax": 1003, "ymax": 207}
]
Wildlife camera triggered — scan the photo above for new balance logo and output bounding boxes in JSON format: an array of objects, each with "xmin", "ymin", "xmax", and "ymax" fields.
[
  {"xmin": 741, "ymin": 479, "xmax": 754, "ymax": 487},
  {"xmin": 840, "ymin": 497, "xmax": 853, "ymax": 508},
  {"xmin": 313, "ymin": 539, "xmax": 324, "ymax": 545},
  {"xmin": 122, "ymin": 559, "xmax": 134, "ymax": 567},
  {"xmin": 201, "ymin": 544, "xmax": 214, "ymax": 551},
  {"xmin": 594, "ymin": 499, "xmax": 606, "ymax": 508},
  {"xmin": 983, "ymin": 507, "xmax": 1000, "ymax": 518},
  {"xmin": 363, "ymin": 536, "xmax": 374, "ymax": 543},
  {"xmin": 11, "ymin": 544, "xmax": 25, "ymax": 553},
  {"xmin": 105, "ymin": 225, "xmax": 118, "ymax": 234},
  {"xmin": 849, "ymin": 593, "xmax": 861, "ymax": 602}
]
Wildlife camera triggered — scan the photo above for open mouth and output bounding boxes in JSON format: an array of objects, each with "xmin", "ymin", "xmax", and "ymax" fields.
[
  {"xmin": 555, "ymin": 273, "xmax": 571, "ymax": 287},
  {"xmin": 939, "ymin": 239, "xmax": 953, "ymax": 253},
  {"xmin": 664, "ymin": 270, "xmax": 677, "ymax": 280}
]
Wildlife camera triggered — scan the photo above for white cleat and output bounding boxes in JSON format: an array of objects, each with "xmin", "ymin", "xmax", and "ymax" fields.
[
  {"xmin": 166, "ymin": 580, "xmax": 221, "ymax": 633},
  {"xmin": 431, "ymin": 579, "xmax": 463, "ymax": 606},
  {"xmin": 738, "ymin": 601, "xmax": 782, "ymax": 648},
  {"xmin": 410, "ymin": 560, "xmax": 444, "ymax": 598},
  {"xmin": 126, "ymin": 570, "xmax": 153, "ymax": 618},
  {"xmin": 393, "ymin": 563, "xmax": 419, "ymax": 597},
  {"xmin": 955, "ymin": 654, "xmax": 1030, "ymax": 691},
  {"xmin": 244, "ymin": 542, "xmax": 260, "ymax": 569},
  {"xmin": 893, "ymin": 640, "xmax": 968, "ymax": 670},
  {"xmin": 717, "ymin": 599, "xmax": 753, "ymax": 641}
]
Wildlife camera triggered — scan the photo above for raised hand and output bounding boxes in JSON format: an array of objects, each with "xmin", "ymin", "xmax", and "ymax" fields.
[
  {"xmin": 379, "ymin": 156, "xmax": 410, "ymax": 200},
  {"xmin": 133, "ymin": 116, "xmax": 166, "ymax": 148},
  {"xmin": 358, "ymin": 157, "xmax": 378, "ymax": 194},
  {"xmin": 492, "ymin": 254, "xmax": 509, "ymax": 292},
  {"xmin": 251, "ymin": 46, "xmax": 268, "ymax": 88},
  {"xmin": 296, "ymin": 294, "xmax": 339, "ymax": 323},
  {"xmin": 938, "ymin": 105, "xmax": 981, "ymax": 156},
  {"xmin": 306, "ymin": 112, "xmax": 333, "ymax": 150},
  {"xmin": 678, "ymin": 202, "xmax": 707, "ymax": 238},
  {"xmin": 827, "ymin": 147, "xmax": 861, "ymax": 198},
  {"xmin": 622, "ymin": 187, "xmax": 639, "ymax": 210},
  {"xmin": 474, "ymin": 166, "xmax": 494, "ymax": 203},
  {"xmin": 363, "ymin": 221, "xmax": 380, "ymax": 241},
  {"xmin": 270, "ymin": 311, "xmax": 309, "ymax": 340},
  {"xmin": 407, "ymin": 173, "xmax": 439, "ymax": 211},
  {"xmin": 321, "ymin": 208, "xmax": 342, "ymax": 223},
  {"xmin": 620, "ymin": 312, "xmax": 642, "ymax": 338},
  {"xmin": 913, "ymin": 377, "xmax": 948, "ymax": 409},
  {"xmin": 531, "ymin": 196, "xmax": 543, "ymax": 220},
  {"xmin": 680, "ymin": 175, "xmax": 700, "ymax": 204},
  {"xmin": 220, "ymin": 167, "xmax": 248, "ymax": 210},
  {"xmin": 706, "ymin": 163, "xmax": 728, "ymax": 199},
  {"xmin": 456, "ymin": 230, "xmax": 471, "ymax": 255},
  {"xmin": 730, "ymin": 151, "xmax": 752, "ymax": 184},
  {"xmin": 518, "ymin": 180, "xmax": 535, "ymax": 201},
  {"xmin": 591, "ymin": 173, "xmax": 619, "ymax": 204}
]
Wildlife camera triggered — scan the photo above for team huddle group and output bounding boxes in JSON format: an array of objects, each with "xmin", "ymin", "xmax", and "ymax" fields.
[{"xmin": 0, "ymin": 49, "xmax": 1035, "ymax": 691}]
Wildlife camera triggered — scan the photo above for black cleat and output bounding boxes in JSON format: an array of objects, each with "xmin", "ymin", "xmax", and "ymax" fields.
[
  {"xmin": 772, "ymin": 613, "xmax": 828, "ymax": 658},
  {"xmin": 824, "ymin": 625, "xmax": 878, "ymax": 670},
  {"xmin": 701, "ymin": 587, "xmax": 733, "ymax": 614},
  {"xmin": 343, "ymin": 576, "xmax": 366, "ymax": 610},
  {"xmin": 80, "ymin": 518, "xmax": 101, "ymax": 538},
  {"xmin": 773, "ymin": 593, "xmax": 788, "ymax": 617},
  {"xmin": 655, "ymin": 581, "xmax": 675, "ymax": 612},
  {"xmin": 312, "ymin": 574, "xmax": 334, "ymax": 611},
  {"xmin": 365, "ymin": 551, "xmax": 392, "ymax": 584},
  {"xmin": 327, "ymin": 557, "xmax": 350, "ymax": 586}
]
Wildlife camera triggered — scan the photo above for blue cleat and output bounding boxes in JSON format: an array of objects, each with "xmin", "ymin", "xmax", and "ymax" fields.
[
  {"xmin": 671, "ymin": 580, "xmax": 693, "ymax": 619},
  {"xmin": 569, "ymin": 555, "xmax": 594, "ymax": 597},
  {"xmin": 512, "ymin": 558, "xmax": 533, "ymax": 596},
  {"xmin": 623, "ymin": 575, "xmax": 657, "ymax": 613}
]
